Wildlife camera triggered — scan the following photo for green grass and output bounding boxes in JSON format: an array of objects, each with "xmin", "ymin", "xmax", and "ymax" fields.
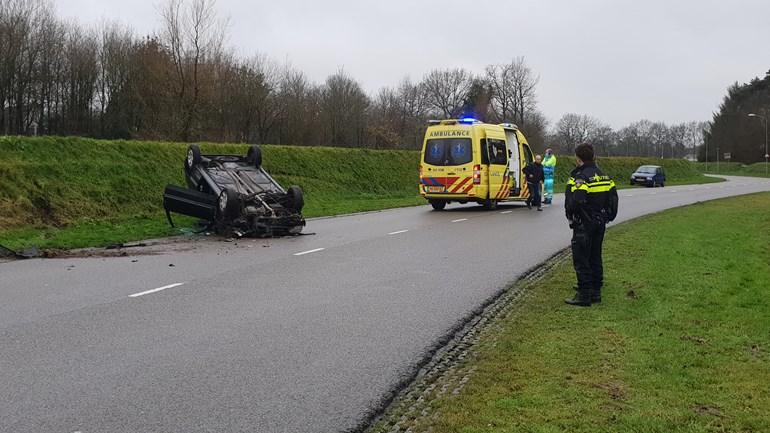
[
  {"xmin": 400, "ymin": 193, "xmax": 770, "ymax": 433},
  {"xmin": 0, "ymin": 136, "xmax": 721, "ymax": 250},
  {"xmin": 694, "ymin": 161, "xmax": 770, "ymax": 178}
]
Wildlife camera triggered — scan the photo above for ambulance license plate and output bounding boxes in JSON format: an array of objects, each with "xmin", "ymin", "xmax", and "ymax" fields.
[{"xmin": 427, "ymin": 186, "xmax": 446, "ymax": 193}]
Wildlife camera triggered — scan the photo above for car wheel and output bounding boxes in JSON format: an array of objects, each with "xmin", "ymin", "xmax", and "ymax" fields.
[
  {"xmin": 186, "ymin": 144, "xmax": 202, "ymax": 170},
  {"xmin": 660, "ymin": 182, "xmax": 665, "ymax": 187},
  {"xmin": 483, "ymin": 199, "xmax": 498, "ymax": 210},
  {"xmin": 430, "ymin": 200, "xmax": 446, "ymax": 211},
  {"xmin": 246, "ymin": 145, "xmax": 262, "ymax": 169},
  {"xmin": 286, "ymin": 186, "xmax": 304, "ymax": 211},
  {"xmin": 217, "ymin": 188, "xmax": 240, "ymax": 221}
]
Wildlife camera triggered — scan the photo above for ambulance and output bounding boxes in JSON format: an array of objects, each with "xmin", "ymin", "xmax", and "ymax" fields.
[{"xmin": 419, "ymin": 118, "xmax": 535, "ymax": 210}]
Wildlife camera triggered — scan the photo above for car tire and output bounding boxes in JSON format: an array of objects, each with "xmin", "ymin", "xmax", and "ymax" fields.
[
  {"xmin": 660, "ymin": 182, "xmax": 665, "ymax": 187},
  {"xmin": 217, "ymin": 188, "xmax": 240, "ymax": 221},
  {"xmin": 483, "ymin": 199, "xmax": 498, "ymax": 210},
  {"xmin": 430, "ymin": 200, "xmax": 447, "ymax": 211},
  {"xmin": 287, "ymin": 186, "xmax": 304, "ymax": 211},
  {"xmin": 186, "ymin": 144, "xmax": 202, "ymax": 170},
  {"xmin": 247, "ymin": 145, "xmax": 262, "ymax": 169}
]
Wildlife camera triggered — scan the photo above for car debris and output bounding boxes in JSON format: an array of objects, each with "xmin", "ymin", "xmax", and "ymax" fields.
[
  {"xmin": 0, "ymin": 244, "xmax": 41, "ymax": 259},
  {"xmin": 163, "ymin": 144, "xmax": 306, "ymax": 237}
]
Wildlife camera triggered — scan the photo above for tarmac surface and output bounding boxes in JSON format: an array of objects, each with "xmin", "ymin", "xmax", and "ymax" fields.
[{"xmin": 2, "ymin": 175, "xmax": 769, "ymax": 433}]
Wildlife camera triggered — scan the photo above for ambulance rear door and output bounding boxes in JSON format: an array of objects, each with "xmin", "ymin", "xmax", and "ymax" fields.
[{"xmin": 504, "ymin": 129, "xmax": 521, "ymax": 195}]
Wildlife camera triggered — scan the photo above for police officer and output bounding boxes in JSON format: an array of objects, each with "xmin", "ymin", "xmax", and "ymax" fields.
[{"xmin": 564, "ymin": 143, "xmax": 618, "ymax": 306}]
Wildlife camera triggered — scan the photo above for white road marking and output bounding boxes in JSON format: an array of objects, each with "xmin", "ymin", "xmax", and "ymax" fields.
[
  {"xmin": 500, "ymin": 210, "xmax": 513, "ymax": 214},
  {"xmin": 451, "ymin": 218, "xmax": 468, "ymax": 223},
  {"xmin": 129, "ymin": 283, "xmax": 184, "ymax": 298},
  {"xmin": 627, "ymin": 194, "xmax": 634, "ymax": 197},
  {"xmin": 293, "ymin": 248, "xmax": 325, "ymax": 256},
  {"xmin": 671, "ymin": 190, "xmax": 678, "ymax": 192},
  {"xmin": 388, "ymin": 230, "xmax": 409, "ymax": 235}
]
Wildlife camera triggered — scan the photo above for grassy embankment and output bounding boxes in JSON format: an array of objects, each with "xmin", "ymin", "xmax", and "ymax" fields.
[
  {"xmin": 0, "ymin": 136, "xmax": 421, "ymax": 250},
  {"xmin": 694, "ymin": 161, "xmax": 770, "ymax": 178},
  {"xmin": 381, "ymin": 193, "xmax": 770, "ymax": 433},
  {"xmin": 0, "ymin": 136, "xmax": 720, "ymax": 250}
]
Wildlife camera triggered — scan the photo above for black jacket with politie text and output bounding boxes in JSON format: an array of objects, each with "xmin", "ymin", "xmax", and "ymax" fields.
[{"xmin": 565, "ymin": 162, "xmax": 618, "ymax": 225}]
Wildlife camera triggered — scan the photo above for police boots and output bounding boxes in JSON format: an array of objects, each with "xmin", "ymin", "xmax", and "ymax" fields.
[
  {"xmin": 571, "ymin": 286, "xmax": 601, "ymax": 304},
  {"xmin": 565, "ymin": 289, "xmax": 592, "ymax": 307}
]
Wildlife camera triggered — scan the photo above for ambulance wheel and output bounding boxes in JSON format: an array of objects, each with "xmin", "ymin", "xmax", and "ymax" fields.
[
  {"xmin": 287, "ymin": 186, "xmax": 304, "ymax": 211},
  {"xmin": 246, "ymin": 145, "xmax": 262, "ymax": 168},
  {"xmin": 186, "ymin": 144, "xmax": 202, "ymax": 170},
  {"xmin": 217, "ymin": 188, "xmax": 240, "ymax": 221},
  {"xmin": 430, "ymin": 200, "xmax": 447, "ymax": 211},
  {"xmin": 483, "ymin": 199, "xmax": 498, "ymax": 210}
]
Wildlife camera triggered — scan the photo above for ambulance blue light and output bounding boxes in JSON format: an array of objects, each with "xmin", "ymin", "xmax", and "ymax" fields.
[{"xmin": 460, "ymin": 117, "xmax": 476, "ymax": 124}]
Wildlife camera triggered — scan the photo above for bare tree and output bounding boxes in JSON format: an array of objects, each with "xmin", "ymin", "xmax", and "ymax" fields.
[
  {"xmin": 554, "ymin": 113, "xmax": 602, "ymax": 152},
  {"xmin": 422, "ymin": 68, "xmax": 473, "ymax": 118},
  {"xmin": 160, "ymin": 0, "xmax": 227, "ymax": 140},
  {"xmin": 486, "ymin": 57, "xmax": 539, "ymax": 125},
  {"xmin": 96, "ymin": 21, "xmax": 134, "ymax": 136},
  {"xmin": 320, "ymin": 69, "xmax": 369, "ymax": 147}
]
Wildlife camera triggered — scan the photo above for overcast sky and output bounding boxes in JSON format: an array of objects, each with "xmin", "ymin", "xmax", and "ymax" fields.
[{"xmin": 56, "ymin": 0, "xmax": 769, "ymax": 129}]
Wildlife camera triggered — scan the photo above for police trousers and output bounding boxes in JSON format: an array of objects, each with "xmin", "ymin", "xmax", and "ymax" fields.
[{"xmin": 571, "ymin": 222, "xmax": 606, "ymax": 293}]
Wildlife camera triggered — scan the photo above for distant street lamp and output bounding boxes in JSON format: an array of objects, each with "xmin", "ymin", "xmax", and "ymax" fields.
[{"xmin": 748, "ymin": 113, "xmax": 768, "ymax": 176}]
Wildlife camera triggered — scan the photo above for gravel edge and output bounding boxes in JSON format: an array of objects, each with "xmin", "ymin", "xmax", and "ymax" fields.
[{"xmin": 357, "ymin": 249, "xmax": 572, "ymax": 433}]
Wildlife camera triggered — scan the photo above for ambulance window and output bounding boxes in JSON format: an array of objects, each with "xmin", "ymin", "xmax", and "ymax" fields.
[
  {"xmin": 424, "ymin": 138, "xmax": 472, "ymax": 166},
  {"xmin": 487, "ymin": 139, "xmax": 507, "ymax": 165},
  {"xmin": 480, "ymin": 139, "xmax": 489, "ymax": 164}
]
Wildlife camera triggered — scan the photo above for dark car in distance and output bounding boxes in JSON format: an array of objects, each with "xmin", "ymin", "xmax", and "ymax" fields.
[{"xmin": 630, "ymin": 165, "xmax": 666, "ymax": 187}]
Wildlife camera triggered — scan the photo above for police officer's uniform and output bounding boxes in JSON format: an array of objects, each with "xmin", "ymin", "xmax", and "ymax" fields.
[{"xmin": 564, "ymin": 162, "xmax": 618, "ymax": 306}]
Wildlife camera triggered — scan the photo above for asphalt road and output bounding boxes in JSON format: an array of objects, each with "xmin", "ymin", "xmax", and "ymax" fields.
[{"xmin": 2, "ymin": 175, "xmax": 769, "ymax": 433}]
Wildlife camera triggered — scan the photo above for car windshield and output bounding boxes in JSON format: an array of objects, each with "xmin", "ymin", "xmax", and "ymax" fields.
[
  {"xmin": 424, "ymin": 138, "xmax": 473, "ymax": 166},
  {"xmin": 636, "ymin": 166, "xmax": 657, "ymax": 174}
]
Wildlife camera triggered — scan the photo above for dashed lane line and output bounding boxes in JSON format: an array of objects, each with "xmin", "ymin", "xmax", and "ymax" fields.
[
  {"xmin": 129, "ymin": 283, "xmax": 185, "ymax": 298},
  {"xmin": 451, "ymin": 218, "xmax": 468, "ymax": 223},
  {"xmin": 293, "ymin": 248, "xmax": 326, "ymax": 256},
  {"xmin": 388, "ymin": 230, "xmax": 409, "ymax": 235},
  {"xmin": 500, "ymin": 211, "xmax": 513, "ymax": 214}
]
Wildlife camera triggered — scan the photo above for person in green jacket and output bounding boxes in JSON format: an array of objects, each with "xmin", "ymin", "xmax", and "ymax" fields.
[{"xmin": 542, "ymin": 148, "xmax": 557, "ymax": 204}]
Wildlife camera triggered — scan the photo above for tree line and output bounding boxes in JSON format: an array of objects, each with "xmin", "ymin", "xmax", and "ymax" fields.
[
  {"xmin": 0, "ymin": 0, "xmax": 546, "ymax": 149},
  {"xmin": 547, "ymin": 113, "xmax": 707, "ymax": 160},
  {"xmin": 705, "ymin": 70, "xmax": 770, "ymax": 164},
  {"xmin": 2, "ymin": 0, "xmax": 710, "ymax": 158}
]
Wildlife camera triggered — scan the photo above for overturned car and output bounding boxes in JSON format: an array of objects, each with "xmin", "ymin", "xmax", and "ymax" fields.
[{"xmin": 163, "ymin": 144, "xmax": 306, "ymax": 237}]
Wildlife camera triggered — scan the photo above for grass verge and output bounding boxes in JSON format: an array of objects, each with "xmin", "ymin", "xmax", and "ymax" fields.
[
  {"xmin": 694, "ymin": 161, "xmax": 770, "ymax": 178},
  {"xmin": 372, "ymin": 192, "xmax": 770, "ymax": 433}
]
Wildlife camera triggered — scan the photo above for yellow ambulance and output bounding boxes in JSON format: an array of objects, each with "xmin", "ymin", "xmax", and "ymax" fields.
[{"xmin": 419, "ymin": 118, "xmax": 535, "ymax": 210}]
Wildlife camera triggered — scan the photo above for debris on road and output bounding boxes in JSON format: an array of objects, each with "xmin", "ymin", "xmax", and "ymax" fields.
[{"xmin": 0, "ymin": 244, "xmax": 42, "ymax": 259}]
